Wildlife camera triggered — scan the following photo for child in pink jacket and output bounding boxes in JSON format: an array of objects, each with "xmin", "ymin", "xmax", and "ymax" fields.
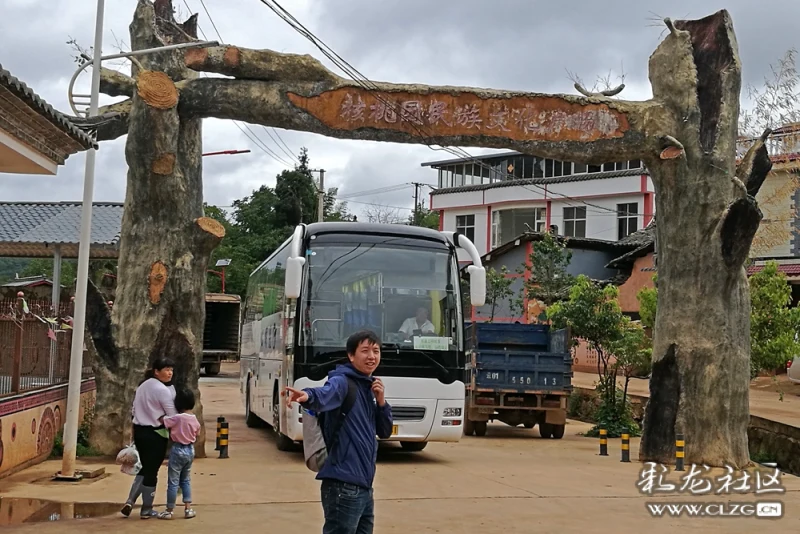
[{"xmin": 159, "ymin": 388, "xmax": 201, "ymax": 520}]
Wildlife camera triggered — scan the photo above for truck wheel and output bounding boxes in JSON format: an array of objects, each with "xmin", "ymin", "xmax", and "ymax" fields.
[
  {"xmin": 551, "ymin": 424, "xmax": 565, "ymax": 439},
  {"xmin": 474, "ymin": 421, "xmax": 488, "ymax": 437},
  {"xmin": 205, "ymin": 363, "xmax": 221, "ymax": 376},
  {"xmin": 400, "ymin": 441, "xmax": 428, "ymax": 452},
  {"xmin": 539, "ymin": 422, "xmax": 554, "ymax": 439},
  {"xmin": 276, "ymin": 433, "xmax": 295, "ymax": 451},
  {"xmin": 463, "ymin": 418, "xmax": 475, "ymax": 436}
]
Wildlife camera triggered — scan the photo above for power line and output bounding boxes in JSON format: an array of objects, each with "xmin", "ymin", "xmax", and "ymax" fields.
[
  {"xmin": 261, "ymin": 125, "xmax": 299, "ymax": 164},
  {"xmin": 191, "ymin": 0, "xmax": 298, "ymax": 168},
  {"xmin": 337, "ymin": 183, "xmax": 412, "ymax": 199},
  {"xmin": 255, "ymin": 0, "xmax": 642, "ymax": 218}
]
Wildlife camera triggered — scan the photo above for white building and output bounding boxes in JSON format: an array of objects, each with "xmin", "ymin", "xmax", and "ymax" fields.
[{"xmin": 423, "ymin": 151, "xmax": 655, "ymax": 263}]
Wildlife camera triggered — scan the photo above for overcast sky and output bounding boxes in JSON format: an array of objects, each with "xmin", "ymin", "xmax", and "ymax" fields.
[{"xmin": 2, "ymin": 0, "xmax": 799, "ymax": 220}]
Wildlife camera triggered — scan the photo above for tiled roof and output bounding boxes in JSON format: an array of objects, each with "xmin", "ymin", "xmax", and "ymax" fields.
[
  {"xmin": 747, "ymin": 263, "xmax": 800, "ymax": 276},
  {"xmin": 0, "ymin": 63, "xmax": 97, "ymax": 150},
  {"xmin": 430, "ymin": 168, "xmax": 648, "ymax": 195},
  {"xmin": 483, "ymin": 231, "xmax": 636, "ymax": 263},
  {"xmin": 618, "ymin": 218, "xmax": 656, "ymax": 247},
  {"xmin": 0, "ymin": 202, "xmax": 123, "ymax": 246},
  {"xmin": 606, "ymin": 219, "xmax": 656, "ymax": 269}
]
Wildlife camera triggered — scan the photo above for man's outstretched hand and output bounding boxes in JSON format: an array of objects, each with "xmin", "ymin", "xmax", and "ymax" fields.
[{"xmin": 284, "ymin": 387, "xmax": 309, "ymax": 406}]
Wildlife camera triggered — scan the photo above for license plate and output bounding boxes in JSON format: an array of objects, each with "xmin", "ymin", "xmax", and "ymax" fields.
[{"xmin": 391, "ymin": 425, "xmax": 398, "ymax": 435}]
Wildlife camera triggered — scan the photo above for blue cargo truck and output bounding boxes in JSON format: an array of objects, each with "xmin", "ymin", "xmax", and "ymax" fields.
[{"xmin": 463, "ymin": 322, "xmax": 573, "ymax": 439}]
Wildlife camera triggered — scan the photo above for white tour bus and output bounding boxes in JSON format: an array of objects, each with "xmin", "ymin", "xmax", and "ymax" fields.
[{"xmin": 239, "ymin": 222, "xmax": 485, "ymax": 452}]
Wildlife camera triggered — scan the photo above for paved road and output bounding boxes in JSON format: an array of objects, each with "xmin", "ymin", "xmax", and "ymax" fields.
[{"xmin": 1, "ymin": 363, "xmax": 798, "ymax": 532}]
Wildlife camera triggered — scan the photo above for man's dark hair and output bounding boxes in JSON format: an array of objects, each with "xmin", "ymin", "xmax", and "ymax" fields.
[
  {"xmin": 346, "ymin": 330, "xmax": 381, "ymax": 355},
  {"xmin": 175, "ymin": 387, "xmax": 196, "ymax": 412}
]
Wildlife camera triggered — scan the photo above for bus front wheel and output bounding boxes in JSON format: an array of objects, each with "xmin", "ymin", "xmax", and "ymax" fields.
[
  {"xmin": 273, "ymin": 401, "xmax": 295, "ymax": 451},
  {"xmin": 276, "ymin": 433, "xmax": 295, "ymax": 451}
]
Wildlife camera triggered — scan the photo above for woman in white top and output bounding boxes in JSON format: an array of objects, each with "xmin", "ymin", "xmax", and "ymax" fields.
[{"xmin": 121, "ymin": 357, "xmax": 177, "ymax": 519}]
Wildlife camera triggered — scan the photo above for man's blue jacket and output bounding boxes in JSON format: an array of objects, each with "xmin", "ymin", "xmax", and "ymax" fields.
[{"xmin": 301, "ymin": 363, "xmax": 393, "ymax": 489}]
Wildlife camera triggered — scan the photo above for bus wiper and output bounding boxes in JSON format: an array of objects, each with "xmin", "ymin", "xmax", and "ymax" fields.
[
  {"xmin": 381, "ymin": 344, "xmax": 449, "ymax": 374},
  {"xmin": 414, "ymin": 350, "xmax": 449, "ymax": 374}
]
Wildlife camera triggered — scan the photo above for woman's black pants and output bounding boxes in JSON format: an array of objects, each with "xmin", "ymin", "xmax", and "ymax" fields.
[{"xmin": 133, "ymin": 424, "xmax": 169, "ymax": 487}]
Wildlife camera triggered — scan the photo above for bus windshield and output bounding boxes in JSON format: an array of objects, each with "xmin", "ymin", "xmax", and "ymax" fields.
[{"xmin": 300, "ymin": 237, "xmax": 461, "ymax": 355}]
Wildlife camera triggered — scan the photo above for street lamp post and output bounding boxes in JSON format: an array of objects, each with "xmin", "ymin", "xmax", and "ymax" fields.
[
  {"xmin": 57, "ymin": 0, "xmax": 105, "ymax": 481},
  {"xmin": 58, "ymin": 2, "xmax": 218, "ymax": 480},
  {"xmin": 208, "ymin": 259, "xmax": 232, "ymax": 293}
]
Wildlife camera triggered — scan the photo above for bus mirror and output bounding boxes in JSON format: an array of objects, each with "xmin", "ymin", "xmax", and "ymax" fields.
[
  {"xmin": 285, "ymin": 256, "xmax": 306, "ymax": 299},
  {"xmin": 466, "ymin": 265, "xmax": 486, "ymax": 307}
]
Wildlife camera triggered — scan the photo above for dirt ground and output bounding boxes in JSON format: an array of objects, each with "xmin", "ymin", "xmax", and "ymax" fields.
[{"xmin": 1, "ymin": 363, "xmax": 798, "ymax": 533}]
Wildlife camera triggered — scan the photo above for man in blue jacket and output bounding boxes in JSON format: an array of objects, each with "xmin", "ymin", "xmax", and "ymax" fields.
[{"xmin": 285, "ymin": 330, "xmax": 393, "ymax": 534}]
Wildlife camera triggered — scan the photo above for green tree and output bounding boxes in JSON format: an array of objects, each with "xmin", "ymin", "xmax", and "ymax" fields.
[
  {"xmin": 517, "ymin": 232, "xmax": 574, "ymax": 322},
  {"xmin": 485, "ymin": 266, "xmax": 516, "ymax": 322},
  {"xmin": 21, "ymin": 258, "xmax": 77, "ymax": 287},
  {"xmin": 749, "ymin": 261, "xmax": 800, "ymax": 378},
  {"xmin": 204, "ymin": 148, "xmax": 354, "ymax": 296},
  {"xmin": 409, "ymin": 207, "xmax": 439, "ymax": 229},
  {"xmin": 636, "ymin": 275, "xmax": 658, "ymax": 331},
  {"xmin": 324, "ymin": 187, "xmax": 355, "ymax": 221},
  {"xmin": 609, "ymin": 319, "xmax": 652, "ymax": 407},
  {"xmin": 0, "ymin": 258, "xmax": 30, "ymax": 284},
  {"xmin": 18, "ymin": 258, "xmax": 116, "ymax": 290},
  {"xmin": 547, "ymin": 275, "xmax": 638, "ymax": 437}
]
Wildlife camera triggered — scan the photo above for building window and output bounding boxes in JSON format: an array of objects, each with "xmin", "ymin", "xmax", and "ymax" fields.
[
  {"xmin": 617, "ymin": 203, "xmax": 639, "ymax": 240},
  {"xmin": 491, "ymin": 207, "xmax": 547, "ymax": 249},
  {"xmin": 563, "ymin": 207, "xmax": 586, "ymax": 238},
  {"xmin": 491, "ymin": 211, "xmax": 501, "ymax": 250},
  {"xmin": 456, "ymin": 214, "xmax": 476, "ymax": 242}
]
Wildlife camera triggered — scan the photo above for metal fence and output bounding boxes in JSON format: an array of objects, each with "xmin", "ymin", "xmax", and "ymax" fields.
[{"xmin": 0, "ymin": 297, "xmax": 92, "ymax": 397}]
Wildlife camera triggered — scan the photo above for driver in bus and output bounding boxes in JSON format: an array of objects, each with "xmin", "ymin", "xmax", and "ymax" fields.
[{"xmin": 398, "ymin": 306, "xmax": 436, "ymax": 338}]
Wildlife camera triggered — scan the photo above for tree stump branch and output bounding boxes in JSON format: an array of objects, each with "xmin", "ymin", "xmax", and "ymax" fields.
[
  {"xmin": 737, "ymin": 128, "xmax": 774, "ymax": 196},
  {"xmin": 100, "ymin": 67, "xmax": 135, "ymax": 97},
  {"xmin": 185, "ymin": 45, "xmax": 340, "ymax": 84},
  {"xmin": 137, "ymin": 71, "xmax": 179, "ymax": 109},
  {"xmin": 194, "ymin": 216, "xmax": 226, "ymax": 253},
  {"xmin": 573, "ymin": 82, "xmax": 625, "ymax": 98}
]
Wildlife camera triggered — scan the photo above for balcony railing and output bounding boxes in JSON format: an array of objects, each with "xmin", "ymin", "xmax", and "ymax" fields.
[{"xmin": 736, "ymin": 130, "xmax": 800, "ymax": 161}]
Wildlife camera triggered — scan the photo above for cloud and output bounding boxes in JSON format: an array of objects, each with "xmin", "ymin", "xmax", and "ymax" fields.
[{"xmin": 2, "ymin": 0, "xmax": 798, "ymax": 221}]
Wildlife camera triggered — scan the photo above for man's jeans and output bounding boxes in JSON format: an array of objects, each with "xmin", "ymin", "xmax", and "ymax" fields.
[
  {"xmin": 320, "ymin": 479, "xmax": 374, "ymax": 534},
  {"xmin": 166, "ymin": 443, "xmax": 194, "ymax": 509}
]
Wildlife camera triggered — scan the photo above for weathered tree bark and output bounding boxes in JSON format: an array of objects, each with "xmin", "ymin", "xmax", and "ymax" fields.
[
  {"xmin": 80, "ymin": 3, "xmax": 769, "ymax": 466},
  {"xmin": 86, "ymin": 0, "xmax": 222, "ymax": 456},
  {"xmin": 637, "ymin": 13, "xmax": 771, "ymax": 468}
]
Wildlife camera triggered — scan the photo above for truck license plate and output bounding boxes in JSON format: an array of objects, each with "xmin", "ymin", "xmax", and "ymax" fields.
[{"xmin": 391, "ymin": 425, "xmax": 398, "ymax": 435}]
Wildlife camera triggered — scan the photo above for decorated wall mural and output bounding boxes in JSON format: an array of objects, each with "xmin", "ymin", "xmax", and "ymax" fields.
[{"xmin": 0, "ymin": 380, "xmax": 95, "ymax": 478}]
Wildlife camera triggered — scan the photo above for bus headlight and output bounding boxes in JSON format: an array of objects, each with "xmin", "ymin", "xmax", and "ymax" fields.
[{"xmin": 442, "ymin": 407, "xmax": 462, "ymax": 417}]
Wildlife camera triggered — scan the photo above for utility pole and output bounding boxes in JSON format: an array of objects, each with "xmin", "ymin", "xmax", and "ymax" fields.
[
  {"xmin": 411, "ymin": 182, "xmax": 424, "ymax": 225},
  {"xmin": 316, "ymin": 169, "xmax": 325, "ymax": 222}
]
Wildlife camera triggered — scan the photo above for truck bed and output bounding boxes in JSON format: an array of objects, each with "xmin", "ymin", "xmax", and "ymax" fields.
[
  {"xmin": 204, "ymin": 294, "xmax": 240, "ymax": 352},
  {"xmin": 465, "ymin": 322, "xmax": 573, "ymax": 393},
  {"xmin": 463, "ymin": 322, "xmax": 573, "ymax": 438}
]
